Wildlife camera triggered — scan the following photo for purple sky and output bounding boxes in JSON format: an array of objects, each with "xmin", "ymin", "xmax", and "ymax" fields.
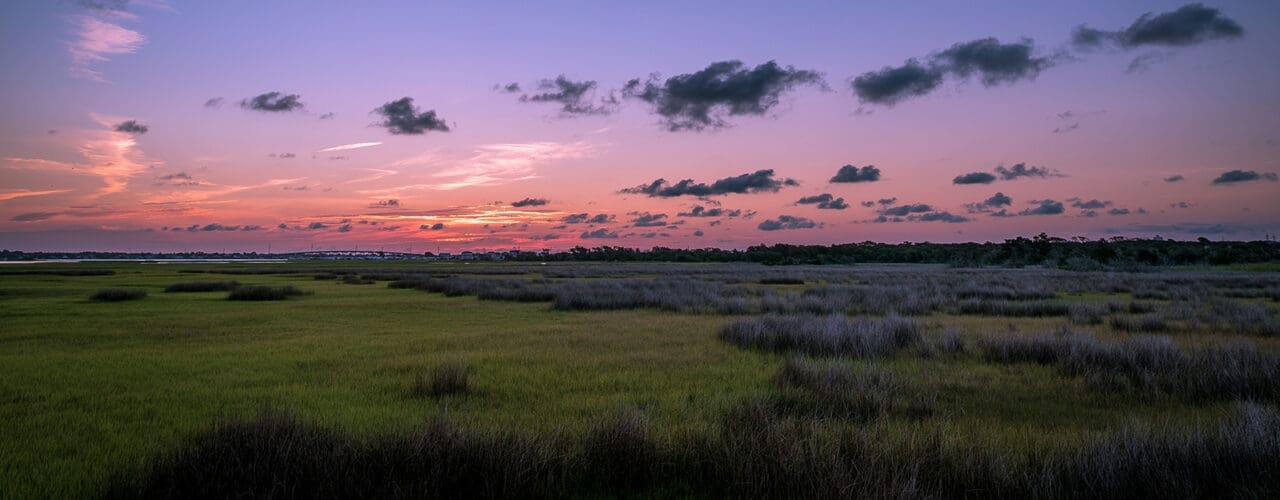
[{"xmin": 1, "ymin": 1, "xmax": 1278, "ymax": 252}]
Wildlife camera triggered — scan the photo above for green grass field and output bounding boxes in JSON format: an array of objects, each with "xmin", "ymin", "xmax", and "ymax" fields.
[{"xmin": 1, "ymin": 262, "xmax": 1277, "ymax": 497}]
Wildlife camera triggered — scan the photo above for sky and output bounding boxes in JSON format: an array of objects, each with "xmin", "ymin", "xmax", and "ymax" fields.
[{"xmin": 1, "ymin": 1, "xmax": 1278, "ymax": 253}]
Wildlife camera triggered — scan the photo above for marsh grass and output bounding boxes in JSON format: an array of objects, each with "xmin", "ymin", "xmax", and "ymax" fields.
[
  {"xmin": 226, "ymin": 285, "xmax": 307, "ymax": 301},
  {"xmin": 720, "ymin": 313, "xmax": 921, "ymax": 357},
  {"xmin": 163, "ymin": 281, "xmax": 239, "ymax": 293},
  {"xmin": 90, "ymin": 288, "xmax": 147, "ymax": 301},
  {"xmin": 413, "ymin": 361, "xmax": 469, "ymax": 398}
]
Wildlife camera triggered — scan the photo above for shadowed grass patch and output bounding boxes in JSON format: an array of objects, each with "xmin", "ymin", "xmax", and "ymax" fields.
[{"xmin": 90, "ymin": 288, "xmax": 147, "ymax": 302}]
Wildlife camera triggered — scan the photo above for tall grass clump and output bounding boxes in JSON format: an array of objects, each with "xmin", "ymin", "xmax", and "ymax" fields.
[
  {"xmin": 957, "ymin": 299, "xmax": 1070, "ymax": 317},
  {"xmin": 412, "ymin": 361, "xmax": 469, "ymax": 398},
  {"xmin": 163, "ymin": 281, "xmax": 239, "ymax": 293},
  {"xmin": 720, "ymin": 313, "xmax": 920, "ymax": 357},
  {"xmin": 226, "ymin": 285, "xmax": 306, "ymax": 301},
  {"xmin": 982, "ymin": 329, "xmax": 1280, "ymax": 399},
  {"xmin": 89, "ymin": 288, "xmax": 147, "ymax": 302},
  {"xmin": 770, "ymin": 357, "xmax": 934, "ymax": 419}
]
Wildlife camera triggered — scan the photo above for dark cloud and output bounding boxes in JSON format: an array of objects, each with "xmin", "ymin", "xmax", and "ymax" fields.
[
  {"xmin": 198, "ymin": 223, "xmax": 240, "ymax": 232},
  {"xmin": 1073, "ymin": 3, "xmax": 1244, "ymax": 49},
  {"xmin": 519, "ymin": 75, "xmax": 617, "ymax": 116},
  {"xmin": 581, "ymin": 228, "xmax": 619, "ymax": 239},
  {"xmin": 1052, "ymin": 123, "xmax": 1079, "ymax": 134},
  {"xmin": 678, "ymin": 206, "xmax": 741, "ymax": 218},
  {"xmin": 278, "ymin": 153, "xmax": 296, "ymax": 159},
  {"xmin": 796, "ymin": 193, "xmax": 834, "ymax": 204},
  {"xmin": 113, "ymin": 120, "xmax": 148, "ymax": 134},
  {"xmin": 1171, "ymin": 201, "xmax": 1192, "ymax": 209},
  {"xmin": 156, "ymin": 172, "xmax": 198, "ymax": 186},
  {"xmin": 307, "ymin": 222, "xmax": 326, "ymax": 230},
  {"xmin": 204, "ymin": 97, "xmax": 224, "ymax": 108},
  {"xmin": 1125, "ymin": 52, "xmax": 1174, "ymax": 73},
  {"xmin": 1069, "ymin": 198, "xmax": 1111, "ymax": 209},
  {"xmin": 860, "ymin": 201, "xmax": 875, "ymax": 207},
  {"xmin": 631, "ymin": 212, "xmax": 668, "ymax": 227},
  {"xmin": 877, "ymin": 198, "xmax": 897, "ymax": 206},
  {"xmin": 495, "ymin": 82, "xmax": 521, "ymax": 93},
  {"xmin": 851, "ymin": 38, "xmax": 1054, "ymax": 105},
  {"xmin": 829, "ymin": 164, "xmax": 881, "ymax": 183},
  {"xmin": 1163, "ymin": 174, "xmax": 1185, "ymax": 182},
  {"xmin": 965, "ymin": 192, "xmax": 1012, "ymax": 213},
  {"xmin": 241, "ymin": 92, "xmax": 304, "ymax": 112},
  {"xmin": 797, "ymin": 193, "xmax": 849, "ymax": 210},
  {"xmin": 511, "ymin": 197, "xmax": 549, "ymax": 207},
  {"xmin": 318, "ymin": 112, "xmax": 335, "ymax": 120},
  {"xmin": 757, "ymin": 215, "xmax": 819, "ymax": 231},
  {"xmin": 419, "ymin": 223, "xmax": 446, "ymax": 231},
  {"xmin": 914, "ymin": 211, "xmax": 969, "ymax": 223},
  {"xmin": 370, "ymin": 199, "xmax": 400, "ymax": 208},
  {"xmin": 850, "ymin": 59, "xmax": 944, "ymax": 105},
  {"xmin": 623, "ymin": 60, "xmax": 823, "ymax": 131},
  {"xmin": 1020, "ymin": 199, "xmax": 1066, "ymax": 216},
  {"xmin": 953, "ymin": 172, "xmax": 997, "ymax": 185},
  {"xmin": 621, "ymin": 169, "xmax": 798, "ymax": 197},
  {"xmin": 996, "ymin": 163, "xmax": 1059, "ymax": 180},
  {"xmin": 373, "ymin": 97, "xmax": 450, "ymax": 135},
  {"xmin": 934, "ymin": 38, "xmax": 1054, "ymax": 86},
  {"xmin": 335, "ymin": 224, "xmax": 351, "ymax": 233},
  {"xmin": 693, "ymin": 230, "xmax": 704, "ymax": 237},
  {"xmin": 1109, "ymin": 208, "xmax": 1131, "ymax": 216},
  {"xmin": 880, "ymin": 203, "xmax": 932, "ymax": 217},
  {"xmin": 1211, "ymin": 170, "xmax": 1278, "ymax": 185},
  {"xmin": 11, "ymin": 212, "xmax": 57, "ymax": 222}
]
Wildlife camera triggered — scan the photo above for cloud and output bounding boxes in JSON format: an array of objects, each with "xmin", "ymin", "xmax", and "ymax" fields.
[
  {"xmin": 850, "ymin": 59, "xmax": 944, "ymax": 105},
  {"xmin": 996, "ymin": 163, "xmax": 1060, "ymax": 180},
  {"xmin": 511, "ymin": 197, "xmax": 549, "ymax": 207},
  {"xmin": 621, "ymin": 169, "xmax": 798, "ymax": 197},
  {"xmin": 1069, "ymin": 198, "xmax": 1111, "ymax": 209},
  {"xmin": 369, "ymin": 199, "xmax": 400, "ymax": 208},
  {"xmin": 193, "ymin": 223, "xmax": 241, "ymax": 232},
  {"xmin": 1052, "ymin": 123, "xmax": 1080, "ymax": 134},
  {"xmin": 156, "ymin": 172, "xmax": 198, "ymax": 186},
  {"xmin": 1211, "ymin": 170, "xmax": 1278, "ymax": 185},
  {"xmin": 373, "ymin": 97, "xmax": 450, "ymax": 135},
  {"xmin": 319, "ymin": 112, "xmax": 335, "ymax": 120},
  {"xmin": 67, "ymin": 16, "xmax": 146, "ymax": 82},
  {"xmin": 519, "ymin": 75, "xmax": 617, "ymax": 116},
  {"xmin": 913, "ymin": 211, "xmax": 969, "ymax": 223},
  {"xmin": 1170, "ymin": 201, "xmax": 1192, "ymax": 209},
  {"xmin": 829, "ymin": 164, "xmax": 881, "ymax": 183},
  {"xmin": 562, "ymin": 213, "xmax": 614, "ymax": 224},
  {"xmin": 852, "ymin": 38, "xmax": 1054, "ymax": 105},
  {"xmin": 419, "ymin": 223, "xmax": 446, "ymax": 231},
  {"xmin": 1164, "ymin": 174, "xmax": 1185, "ymax": 182},
  {"xmin": 0, "ymin": 189, "xmax": 72, "ymax": 202},
  {"xmin": 1125, "ymin": 52, "xmax": 1174, "ymax": 73},
  {"xmin": 1108, "ymin": 208, "xmax": 1131, "ymax": 216},
  {"xmin": 11, "ymin": 212, "xmax": 59, "ymax": 222},
  {"xmin": 953, "ymin": 172, "xmax": 997, "ymax": 185},
  {"xmin": 113, "ymin": 120, "xmax": 148, "ymax": 134},
  {"xmin": 495, "ymin": 82, "xmax": 521, "ymax": 93},
  {"xmin": 581, "ymin": 228, "xmax": 619, "ymax": 239},
  {"xmin": 693, "ymin": 230, "xmax": 704, "ymax": 237},
  {"xmin": 965, "ymin": 191, "xmax": 1012, "ymax": 213},
  {"xmin": 860, "ymin": 201, "xmax": 875, "ymax": 207},
  {"xmin": 796, "ymin": 193, "xmax": 848, "ymax": 210},
  {"xmin": 623, "ymin": 60, "xmax": 823, "ymax": 131},
  {"xmin": 678, "ymin": 206, "xmax": 741, "ymax": 218},
  {"xmin": 879, "ymin": 203, "xmax": 932, "ymax": 216},
  {"xmin": 318, "ymin": 142, "xmax": 382, "ymax": 153},
  {"xmin": 934, "ymin": 38, "xmax": 1054, "ymax": 86},
  {"xmin": 758, "ymin": 215, "xmax": 819, "ymax": 231},
  {"xmin": 631, "ymin": 212, "xmax": 668, "ymax": 227},
  {"xmin": 1073, "ymin": 3, "xmax": 1244, "ymax": 49},
  {"xmin": 240, "ymin": 92, "xmax": 304, "ymax": 112},
  {"xmin": 336, "ymin": 224, "xmax": 352, "ymax": 233},
  {"xmin": 204, "ymin": 97, "xmax": 224, "ymax": 108},
  {"xmin": 1020, "ymin": 199, "xmax": 1066, "ymax": 216},
  {"xmin": 385, "ymin": 141, "xmax": 593, "ymax": 191},
  {"xmin": 307, "ymin": 222, "xmax": 326, "ymax": 230}
]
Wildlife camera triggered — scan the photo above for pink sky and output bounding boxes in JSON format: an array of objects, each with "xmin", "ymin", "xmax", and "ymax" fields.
[{"xmin": 1, "ymin": 1, "xmax": 1278, "ymax": 252}]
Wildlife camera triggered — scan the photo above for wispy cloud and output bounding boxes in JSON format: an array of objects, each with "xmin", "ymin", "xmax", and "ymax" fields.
[
  {"xmin": 317, "ymin": 142, "xmax": 383, "ymax": 153},
  {"xmin": 383, "ymin": 141, "xmax": 595, "ymax": 191},
  {"xmin": 0, "ymin": 189, "xmax": 73, "ymax": 202},
  {"xmin": 67, "ymin": 16, "xmax": 146, "ymax": 82}
]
